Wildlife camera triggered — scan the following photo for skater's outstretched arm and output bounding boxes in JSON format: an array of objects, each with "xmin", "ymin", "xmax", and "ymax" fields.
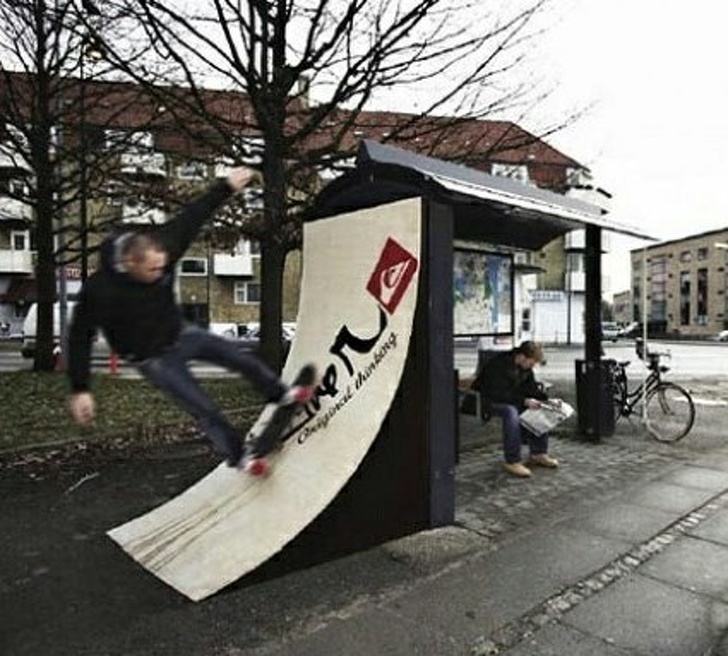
[{"xmin": 156, "ymin": 167, "xmax": 261, "ymax": 262}]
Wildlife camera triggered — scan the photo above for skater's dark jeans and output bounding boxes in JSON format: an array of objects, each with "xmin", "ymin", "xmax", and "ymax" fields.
[
  {"xmin": 137, "ymin": 325, "xmax": 286, "ymax": 466},
  {"xmin": 490, "ymin": 402, "xmax": 548, "ymax": 464}
]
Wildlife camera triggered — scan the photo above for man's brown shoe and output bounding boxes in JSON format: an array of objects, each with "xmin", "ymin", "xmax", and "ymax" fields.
[
  {"xmin": 528, "ymin": 454, "xmax": 559, "ymax": 468},
  {"xmin": 503, "ymin": 462, "xmax": 532, "ymax": 478}
]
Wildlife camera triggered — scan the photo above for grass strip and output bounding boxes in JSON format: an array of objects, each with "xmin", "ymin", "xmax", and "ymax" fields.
[{"xmin": 0, "ymin": 371, "xmax": 262, "ymax": 453}]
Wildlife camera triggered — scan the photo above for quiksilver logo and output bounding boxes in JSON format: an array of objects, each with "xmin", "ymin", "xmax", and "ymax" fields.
[{"xmin": 366, "ymin": 238, "xmax": 418, "ymax": 314}]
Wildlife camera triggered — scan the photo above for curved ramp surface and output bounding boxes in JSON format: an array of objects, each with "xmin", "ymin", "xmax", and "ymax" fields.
[{"xmin": 107, "ymin": 198, "xmax": 422, "ymax": 601}]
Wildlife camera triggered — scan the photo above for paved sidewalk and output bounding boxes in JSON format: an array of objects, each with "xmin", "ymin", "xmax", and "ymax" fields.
[
  {"xmin": 241, "ymin": 402, "xmax": 728, "ymax": 656},
  {"xmin": 2, "ymin": 379, "xmax": 728, "ymax": 655}
]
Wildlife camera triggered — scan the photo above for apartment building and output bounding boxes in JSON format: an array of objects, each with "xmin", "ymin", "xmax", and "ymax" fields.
[
  {"xmin": 630, "ymin": 228, "xmax": 728, "ymax": 337},
  {"xmin": 0, "ymin": 74, "xmax": 599, "ymax": 340},
  {"xmin": 0, "ymin": 127, "xmax": 33, "ymax": 335}
]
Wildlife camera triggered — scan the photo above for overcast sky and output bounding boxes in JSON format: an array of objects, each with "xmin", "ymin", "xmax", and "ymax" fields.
[{"xmin": 537, "ymin": 0, "xmax": 728, "ymax": 295}]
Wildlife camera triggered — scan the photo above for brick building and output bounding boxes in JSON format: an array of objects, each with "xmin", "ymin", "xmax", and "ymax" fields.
[{"xmin": 0, "ymin": 73, "xmax": 599, "ymax": 338}]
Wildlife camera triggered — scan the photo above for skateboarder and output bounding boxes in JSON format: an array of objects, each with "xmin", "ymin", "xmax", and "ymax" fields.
[{"xmin": 66, "ymin": 167, "xmax": 315, "ymax": 468}]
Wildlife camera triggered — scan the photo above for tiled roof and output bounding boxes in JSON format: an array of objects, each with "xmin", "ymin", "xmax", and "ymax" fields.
[
  {"xmin": 1, "ymin": 72, "xmax": 585, "ymax": 177},
  {"xmin": 303, "ymin": 109, "xmax": 583, "ymax": 170}
]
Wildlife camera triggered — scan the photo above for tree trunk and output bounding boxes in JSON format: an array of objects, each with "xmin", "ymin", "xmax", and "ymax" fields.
[
  {"xmin": 258, "ymin": 132, "xmax": 288, "ymax": 373},
  {"xmin": 32, "ymin": 124, "xmax": 58, "ymax": 372},
  {"xmin": 33, "ymin": 201, "xmax": 57, "ymax": 372},
  {"xmin": 258, "ymin": 240, "xmax": 285, "ymax": 372}
]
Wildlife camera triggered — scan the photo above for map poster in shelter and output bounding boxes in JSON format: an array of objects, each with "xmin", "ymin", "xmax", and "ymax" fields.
[{"xmin": 453, "ymin": 249, "xmax": 513, "ymax": 336}]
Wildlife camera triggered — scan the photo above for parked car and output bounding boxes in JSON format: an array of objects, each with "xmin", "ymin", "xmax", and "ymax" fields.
[
  {"xmin": 717, "ymin": 330, "xmax": 728, "ymax": 342},
  {"xmin": 20, "ymin": 302, "xmax": 76, "ymax": 358},
  {"xmin": 21, "ymin": 302, "xmax": 110, "ymax": 359},
  {"xmin": 618, "ymin": 322, "xmax": 641, "ymax": 339},
  {"xmin": 600, "ymin": 321, "xmax": 620, "ymax": 342},
  {"xmin": 236, "ymin": 324, "xmax": 294, "ymax": 360}
]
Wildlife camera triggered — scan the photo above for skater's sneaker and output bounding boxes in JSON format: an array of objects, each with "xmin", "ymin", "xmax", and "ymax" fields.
[
  {"xmin": 279, "ymin": 384, "xmax": 315, "ymax": 406},
  {"xmin": 237, "ymin": 451, "xmax": 270, "ymax": 476},
  {"xmin": 244, "ymin": 457, "xmax": 270, "ymax": 477}
]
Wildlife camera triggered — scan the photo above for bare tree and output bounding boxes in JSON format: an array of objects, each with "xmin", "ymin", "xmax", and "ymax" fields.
[
  {"xmin": 0, "ymin": 0, "xmax": 164, "ymax": 370},
  {"xmin": 84, "ymin": 0, "xmax": 568, "ymax": 370}
]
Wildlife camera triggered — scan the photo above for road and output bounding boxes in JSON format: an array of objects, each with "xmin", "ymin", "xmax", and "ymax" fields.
[
  {"xmin": 2, "ymin": 339, "xmax": 726, "ymax": 380},
  {"xmin": 0, "ymin": 345, "xmax": 129, "ymax": 374},
  {"xmin": 0, "ymin": 342, "xmax": 238, "ymax": 377},
  {"xmin": 454, "ymin": 339, "xmax": 728, "ymax": 381}
]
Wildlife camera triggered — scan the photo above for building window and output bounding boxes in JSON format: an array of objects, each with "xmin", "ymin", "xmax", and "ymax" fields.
[
  {"xmin": 680, "ymin": 271, "xmax": 691, "ymax": 325},
  {"xmin": 697, "ymin": 247, "xmax": 708, "ymax": 261},
  {"xmin": 1, "ymin": 178, "xmax": 26, "ymax": 196},
  {"xmin": 491, "ymin": 162, "xmax": 530, "ymax": 184},
  {"xmin": 650, "ymin": 255, "xmax": 667, "ymax": 281},
  {"xmin": 234, "ymin": 135, "xmax": 264, "ymax": 165},
  {"xmin": 179, "ymin": 258, "xmax": 207, "ymax": 276},
  {"xmin": 242, "ymin": 188, "xmax": 264, "ymax": 213},
  {"xmin": 521, "ymin": 308, "xmax": 531, "ymax": 332},
  {"xmin": 566, "ymin": 252, "xmax": 583, "ymax": 272},
  {"xmin": 176, "ymin": 161, "xmax": 207, "ymax": 180},
  {"xmin": 11, "ymin": 231, "xmax": 28, "ymax": 251},
  {"xmin": 679, "ymin": 250, "xmax": 692, "ymax": 263},
  {"xmin": 234, "ymin": 281, "xmax": 261, "ymax": 304},
  {"xmin": 231, "ymin": 238, "xmax": 260, "ymax": 257},
  {"xmin": 106, "ymin": 129, "xmax": 154, "ymax": 152},
  {"xmin": 697, "ymin": 268, "xmax": 708, "ymax": 324}
]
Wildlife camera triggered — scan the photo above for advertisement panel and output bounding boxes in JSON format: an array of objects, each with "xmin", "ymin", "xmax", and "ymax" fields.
[
  {"xmin": 108, "ymin": 198, "xmax": 422, "ymax": 601},
  {"xmin": 453, "ymin": 248, "xmax": 513, "ymax": 336}
]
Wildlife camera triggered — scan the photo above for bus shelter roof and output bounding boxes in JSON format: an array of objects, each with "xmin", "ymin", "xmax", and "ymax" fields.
[{"xmin": 308, "ymin": 139, "xmax": 656, "ymax": 251}]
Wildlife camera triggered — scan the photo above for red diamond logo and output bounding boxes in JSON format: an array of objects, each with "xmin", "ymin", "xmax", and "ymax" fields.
[{"xmin": 366, "ymin": 238, "xmax": 418, "ymax": 314}]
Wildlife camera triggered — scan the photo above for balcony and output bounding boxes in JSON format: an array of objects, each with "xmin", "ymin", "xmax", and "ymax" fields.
[
  {"xmin": 564, "ymin": 230, "xmax": 585, "ymax": 250},
  {"xmin": 0, "ymin": 133, "xmax": 32, "ymax": 173},
  {"xmin": 565, "ymin": 271, "xmax": 586, "ymax": 292},
  {"xmin": 121, "ymin": 201, "xmax": 166, "ymax": 225},
  {"xmin": 120, "ymin": 152, "xmax": 167, "ymax": 178},
  {"xmin": 213, "ymin": 253, "xmax": 253, "ymax": 277},
  {"xmin": 0, "ymin": 148, "xmax": 31, "ymax": 173},
  {"xmin": 0, "ymin": 249, "xmax": 33, "ymax": 274},
  {"xmin": 566, "ymin": 184, "xmax": 612, "ymax": 213},
  {"xmin": 564, "ymin": 229, "xmax": 611, "ymax": 252},
  {"xmin": 0, "ymin": 196, "xmax": 32, "ymax": 222},
  {"xmin": 564, "ymin": 271, "xmax": 612, "ymax": 293}
]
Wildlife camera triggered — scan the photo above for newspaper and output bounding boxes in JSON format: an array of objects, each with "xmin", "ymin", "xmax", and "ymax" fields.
[{"xmin": 519, "ymin": 398, "xmax": 575, "ymax": 436}]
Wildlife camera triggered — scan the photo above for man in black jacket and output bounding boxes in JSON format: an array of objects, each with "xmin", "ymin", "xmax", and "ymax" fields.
[
  {"xmin": 67, "ymin": 167, "xmax": 314, "ymax": 468},
  {"xmin": 474, "ymin": 341, "xmax": 558, "ymax": 478}
]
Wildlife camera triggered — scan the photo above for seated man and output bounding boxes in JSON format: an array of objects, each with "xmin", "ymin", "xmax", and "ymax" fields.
[{"xmin": 473, "ymin": 340, "xmax": 558, "ymax": 478}]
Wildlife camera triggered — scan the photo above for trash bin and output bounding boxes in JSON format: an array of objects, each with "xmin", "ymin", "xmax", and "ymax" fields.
[{"xmin": 575, "ymin": 359, "xmax": 615, "ymax": 439}]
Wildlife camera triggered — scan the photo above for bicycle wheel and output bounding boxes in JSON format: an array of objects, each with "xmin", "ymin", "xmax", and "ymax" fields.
[
  {"xmin": 643, "ymin": 382, "xmax": 695, "ymax": 442},
  {"xmin": 605, "ymin": 362, "xmax": 627, "ymax": 422}
]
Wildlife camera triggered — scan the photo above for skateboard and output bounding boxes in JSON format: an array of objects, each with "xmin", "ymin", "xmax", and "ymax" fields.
[{"xmin": 244, "ymin": 363, "xmax": 317, "ymax": 476}]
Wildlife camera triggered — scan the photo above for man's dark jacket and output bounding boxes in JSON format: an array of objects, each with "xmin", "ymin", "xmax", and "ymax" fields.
[
  {"xmin": 68, "ymin": 181, "xmax": 233, "ymax": 392},
  {"xmin": 472, "ymin": 349, "xmax": 547, "ymax": 413}
]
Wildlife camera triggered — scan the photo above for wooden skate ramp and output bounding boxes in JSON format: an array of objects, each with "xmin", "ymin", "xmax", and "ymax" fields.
[{"xmin": 107, "ymin": 199, "xmax": 422, "ymax": 601}]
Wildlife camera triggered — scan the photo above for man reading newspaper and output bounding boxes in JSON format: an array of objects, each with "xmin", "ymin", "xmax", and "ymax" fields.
[{"xmin": 472, "ymin": 341, "xmax": 563, "ymax": 479}]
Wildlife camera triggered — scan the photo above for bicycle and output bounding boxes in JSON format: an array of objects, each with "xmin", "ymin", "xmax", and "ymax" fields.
[{"xmin": 605, "ymin": 338, "xmax": 695, "ymax": 442}]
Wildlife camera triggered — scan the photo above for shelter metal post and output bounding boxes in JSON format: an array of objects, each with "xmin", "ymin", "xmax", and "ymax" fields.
[{"xmin": 576, "ymin": 225, "xmax": 614, "ymax": 440}]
